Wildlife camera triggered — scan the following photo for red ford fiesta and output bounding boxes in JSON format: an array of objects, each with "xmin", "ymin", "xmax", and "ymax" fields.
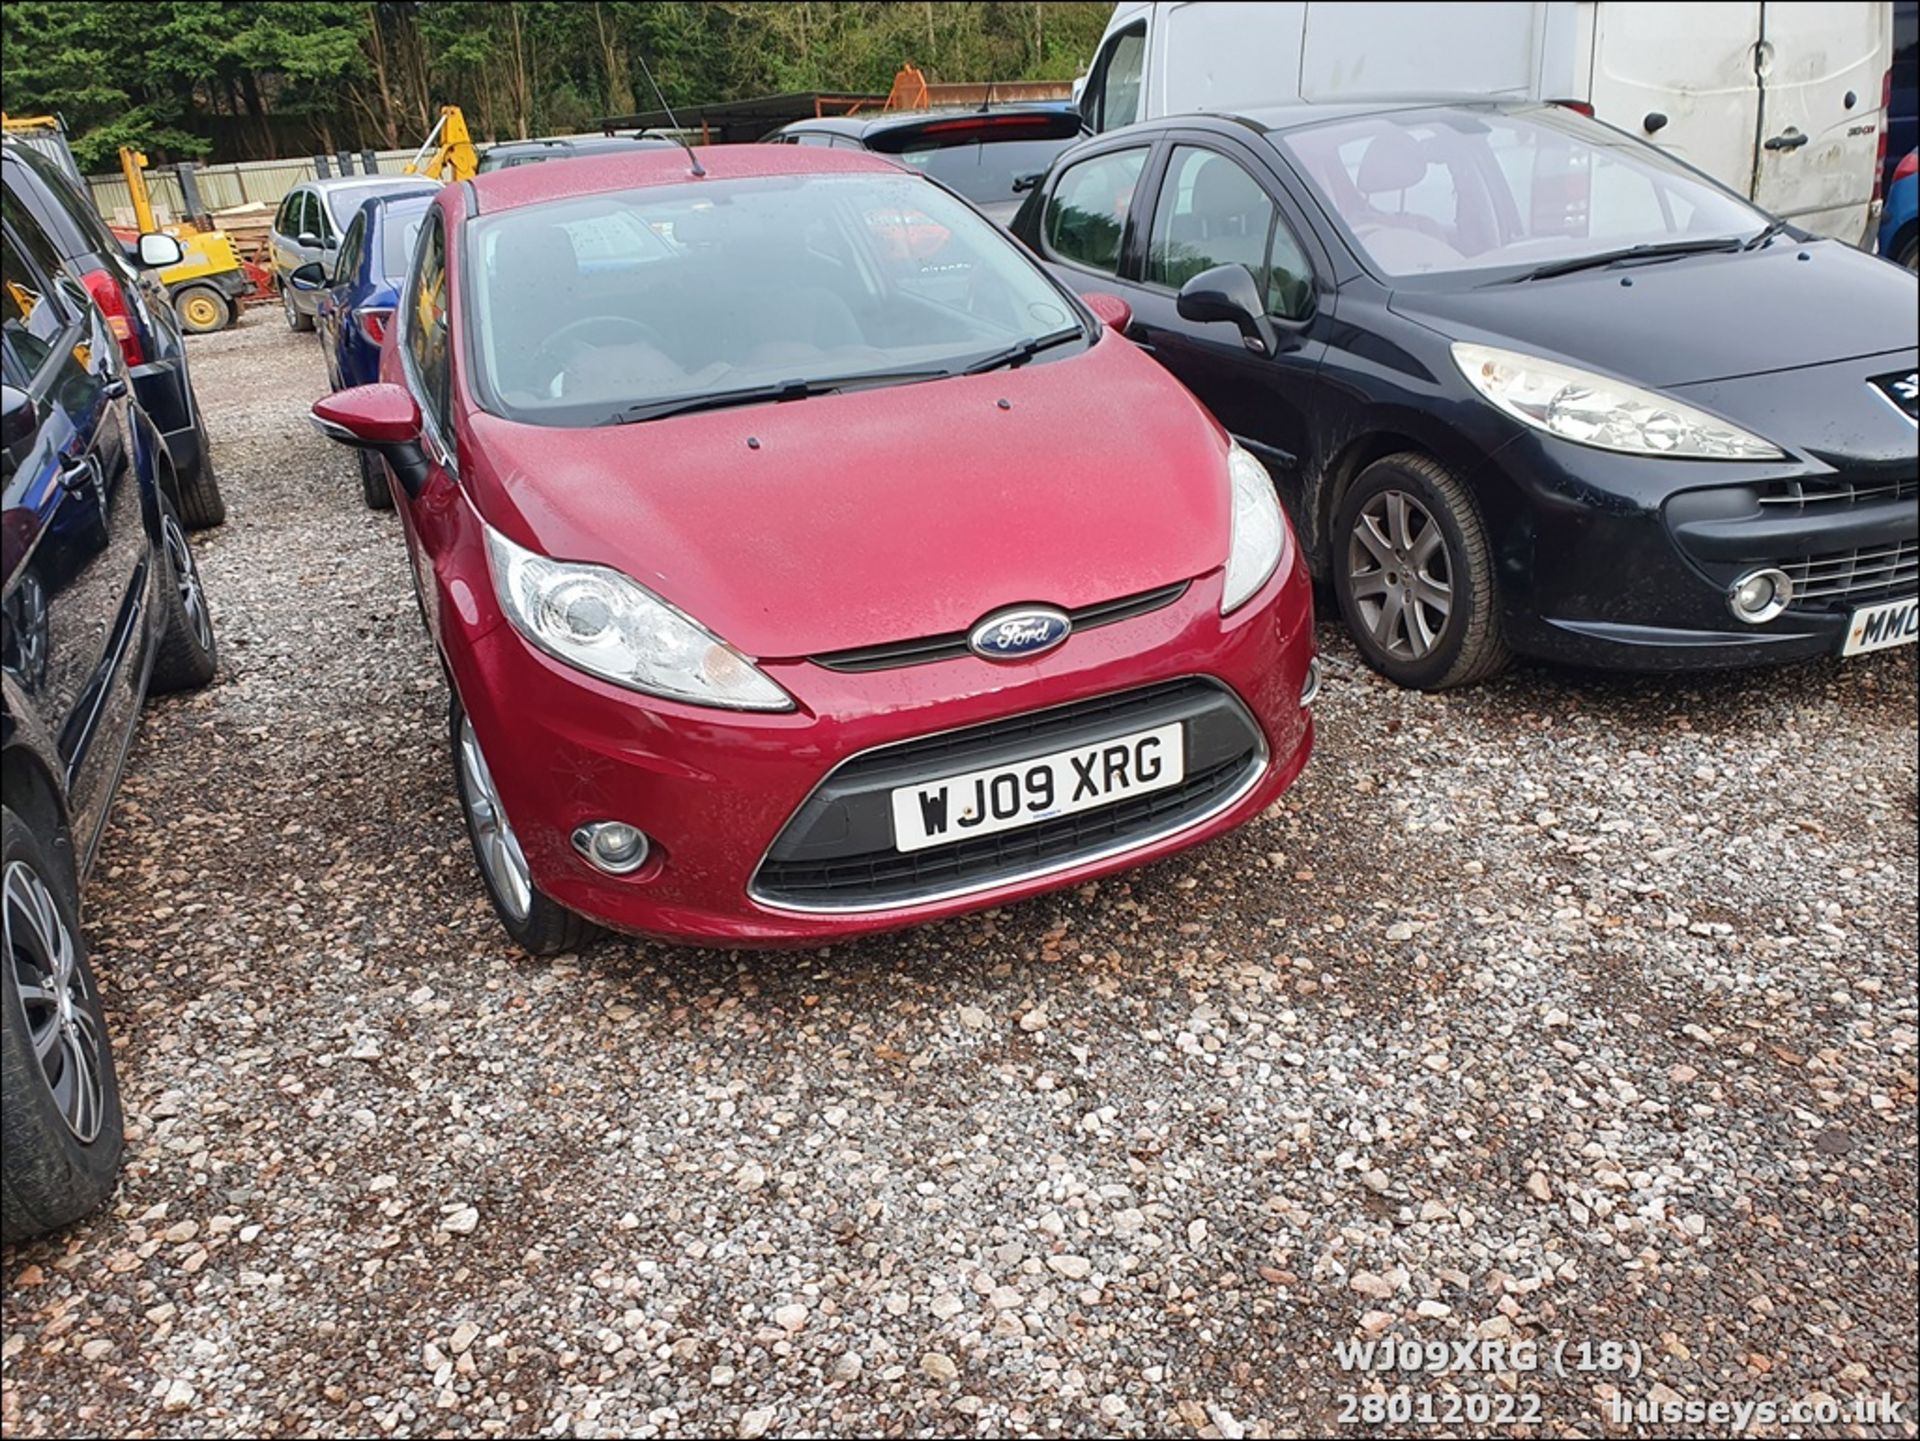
[{"xmin": 311, "ymin": 144, "xmax": 1317, "ymax": 949}]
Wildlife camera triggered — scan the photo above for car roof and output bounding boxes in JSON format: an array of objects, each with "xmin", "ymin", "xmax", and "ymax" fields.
[
  {"xmin": 485, "ymin": 134, "xmax": 668, "ymax": 155},
  {"xmin": 304, "ymin": 174, "xmax": 435, "ymax": 193},
  {"xmin": 1132, "ymin": 98, "xmax": 1545, "ymax": 137},
  {"xmin": 468, "ymin": 142, "xmax": 900, "ymax": 215},
  {"xmin": 355, "ymin": 188, "xmax": 437, "ymax": 220},
  {"xmin": 787, "ymin": 103, "xmax": 1073, "ymax": 139}
]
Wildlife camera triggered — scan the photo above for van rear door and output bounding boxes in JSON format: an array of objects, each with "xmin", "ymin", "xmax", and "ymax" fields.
[
  {"xmin": 1750, "ymin": 0, "xmax": 1890, "ymax": 242},
  {"xmin": 1586, "ymin": 2, "xmax": 1765, "ymax": 199}
]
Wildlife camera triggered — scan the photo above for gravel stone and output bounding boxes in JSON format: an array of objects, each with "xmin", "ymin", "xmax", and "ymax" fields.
[{"xmin": 0, "ymin": 318, "xmax": 1914, "ymax": 1438}]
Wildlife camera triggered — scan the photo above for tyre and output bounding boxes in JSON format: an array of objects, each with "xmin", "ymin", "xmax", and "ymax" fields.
[
  {"xmin": 1, "ymin": 806, "xmax": 124, "ymax": 1243},
  {"xmin": 149, "ymin": 491, "xmax": 218, "ymax": 694},
  {"xmin": 449, "ymin": 696, "xmax": 597, "ymax": 956},
  {"xmin": 358, "ymin": 449, "xmax": 394, "ymax": 510},
  {"xmin": 1899, "ymin": 234, "xmax": 1918, "ymax": 272},
  {"xmin": 172, "ymin": 283, "xmax": 231, "ymax": 335},
  {"xmin": 282, "ymin": 283, "xmax": 314, "ymax": 333},
  {"xmin": 1332, "ymin": 452, "xmax": 1509, "ymax": 690},
  {"xmin": 170, "ymin": 415, "xmax": 227, "ymax": 529}
]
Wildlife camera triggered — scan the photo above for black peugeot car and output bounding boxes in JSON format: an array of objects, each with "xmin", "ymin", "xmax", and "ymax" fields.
[
  {"xmin": 2, "ymin": 203, "xmax": 217, "ymax": 1240},
  {"xmin": 2, "ymin": 139, "xmax": 229, "ymax": 530},
  {"xmin": 1013, "ymin": 102, "xmax": 1919, "ymax": 688}
]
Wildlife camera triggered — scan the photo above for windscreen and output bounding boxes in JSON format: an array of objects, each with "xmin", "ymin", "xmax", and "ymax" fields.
[
  {"xmin": 379, "ymin": 201, "xmax": 432, "ymax": 278},
  {"xmin": 465, "ymin": 171, "xmax": 1082, "ymax": 427},
  {"xmin": 1275, "ymin": 106, "xmax": 1767, "ymax": 278},
  {"xmin": 891, "ymin": 136, "xmax": 1076, "ymax": 208}
]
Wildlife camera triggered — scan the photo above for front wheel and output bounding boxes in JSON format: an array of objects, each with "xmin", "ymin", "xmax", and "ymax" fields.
[
  {"xmin": 282, "ymin": 283, "xmax": 313, "ymax": 334},
  {"xmin": 0, "ymin": 807, "xmax": 125, "ymax": 1243},
  {"xmin": 1332, "ymin": 452, "xmax": 1509, "ymax": 690},
  {"xmin": 449, "ymin": 697, "xmax": 597, "ymax": 956}
]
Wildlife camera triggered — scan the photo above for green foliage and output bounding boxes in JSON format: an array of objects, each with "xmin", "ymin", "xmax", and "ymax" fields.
[{"xmin": 3, "ymin": 1, "xmax": 1114, "ymax": 166}]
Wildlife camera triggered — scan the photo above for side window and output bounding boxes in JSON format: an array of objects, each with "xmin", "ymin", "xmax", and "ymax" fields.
[
  {"xmin": 1085, "ymin": 24, "xmax": 1147, "ymax": 134},
  {"xmin": 2, "ymin": 227, "xmax": 75, "ymax": 382},
  {"xmin": 405, "ymin": 213, "xmax": 451, "ymax": 432},
  {"xmin": 275, "ymin": 190, "xmax": 299, "ymax": 235},
  {"xmin": 333, "ymin": 213, "xmax": 364, "ymax": 284},
  {"xmin": 1146, "ymin": 146, "xmax": 1313, "ymax": 319},
  {"xmin": 1042, "ymin": 147, "xmax": 1148, "ymax": 274},
  {"xmin": 792, "ymin": 133, "xmax": 835, "ymax": 148}
]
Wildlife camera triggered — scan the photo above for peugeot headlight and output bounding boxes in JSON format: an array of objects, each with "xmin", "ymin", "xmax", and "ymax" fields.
[
  {"xmin": 1222, "ymin": 442, "xmax": 1287, "ymax": 614},
  {"xmin": 484, "ymin": 526, "xmax": 792, "ymax": 711},
  {"xmin": 1452, "ymin": 342, "xmax": 1782, "ymax": 459}
]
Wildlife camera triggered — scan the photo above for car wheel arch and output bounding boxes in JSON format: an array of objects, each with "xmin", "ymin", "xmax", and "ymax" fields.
[
  {"xmin": 1314, "ymin": 422, "xmax": 1525, "ymax": 576},
  {"xmin": 0, "ymin": 745, "xmax": 77, "ymax": 900}
]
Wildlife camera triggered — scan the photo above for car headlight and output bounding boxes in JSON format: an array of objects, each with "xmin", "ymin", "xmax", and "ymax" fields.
[
  {"xmin": 1222, "ymin": 442, "xmax": 1287, "ymax": 614},
  {"xmin": 1452, "ymin": 342, "xmax": 1783, "ymax": 459},
  {"xmin": 484, "ymin": 526, "xmax": 793, "ymax": 711}
]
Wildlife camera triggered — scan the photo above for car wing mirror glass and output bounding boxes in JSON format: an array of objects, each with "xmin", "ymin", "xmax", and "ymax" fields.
[
  {"xmin": 1, "ymin": 383, "xmax": 35, "ymax": 463},
  {"xmin": 135, "ymin": 232, "xmax": 185, "ymax": 268},
  {"xmin": 1176, "ymin": 263, "xmax": 1278, "ymax": 357}
]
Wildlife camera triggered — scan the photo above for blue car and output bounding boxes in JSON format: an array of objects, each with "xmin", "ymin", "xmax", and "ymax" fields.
[
  {"xmin": 291, "ymin": 187, "xmax": 436, "ymax": 507},
  {"xmin": 1881, "ymin": 150, "xmax": 1917, "ymax": 271}
]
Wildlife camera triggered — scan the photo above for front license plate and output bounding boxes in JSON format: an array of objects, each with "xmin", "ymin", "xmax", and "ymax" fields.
[
  {"xmin": 890, "ymin": 723, "xmax": 1185, "ymax": 854},
  {"xmin": 1841, "ymin": 596, "xmax": 1919, "ymax": 656}
]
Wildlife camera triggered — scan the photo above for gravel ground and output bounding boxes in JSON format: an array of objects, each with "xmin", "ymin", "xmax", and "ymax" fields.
[{"xmin": 2, "ymin": 316, "xmax": 1915, "ymax": 1440}]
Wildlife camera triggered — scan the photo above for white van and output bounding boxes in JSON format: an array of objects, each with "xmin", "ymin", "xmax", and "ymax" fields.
[{"xmin": 1079, "ymin": 1, "xmax": 1893, "ymax": 242}]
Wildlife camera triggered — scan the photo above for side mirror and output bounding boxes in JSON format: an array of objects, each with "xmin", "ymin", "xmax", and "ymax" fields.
[
  {"xmin": 310, "ymin": 384, "xmax": 429, "ymax": 500},
  {"xmin": 296, "ymin": 231, "xmax": 324, "ymax": 249},
  {"xmin": 2, "ymin": 384, "xmax": 36, "ymax": 463},
  {"xmin": 1176, "ymin": 264, "xmax": 1277, "ymax": 357},
  {"xmin": 135, "ymin": 232, "xmax": 185, "ymax": 268},
  {"xmin": 289, "ymin": 261, "xmax": 328, "ymax": 291},
  {"xmin": 1080, "ymin": 291, "xmax": 1133, "ymax": 333}
]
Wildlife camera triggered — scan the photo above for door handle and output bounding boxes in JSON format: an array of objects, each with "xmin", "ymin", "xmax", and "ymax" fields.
[
  {"xmin": 101, "ymin": 377, "xmax": 128, "ymax": 399},
  {"xmin": 58, "ymin": 454, "xmax": 100, "ymax": 494},
  {"xmin": 1764, "ymin": 130, "xmax": 1810, "ymax": 152}
]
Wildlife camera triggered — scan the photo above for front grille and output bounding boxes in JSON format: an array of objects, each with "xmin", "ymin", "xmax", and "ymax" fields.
[
  {"xmin": 752, "ymin": 677, "xmax": 1264, "ymax": 910},
  {"xmin": 1758, "ymin": 475, "xmax": 1920, "ymax": 510},
  {"xmin": 811, "ymin": 582, "xmax": 1189, "ymax": 673},
  {"xmin": 1783, "ymin": 539, "xmax": 1919, "ymax": 607}
]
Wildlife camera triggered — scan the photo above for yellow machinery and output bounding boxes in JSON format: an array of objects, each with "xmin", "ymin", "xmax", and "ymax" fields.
[
  {"xmin": 404, "ymin": 105, "xmax": 479, "ymax": 183},
  {"xmin": 116, "ymin": 146, "xmax": 251, "ymax": 332}
]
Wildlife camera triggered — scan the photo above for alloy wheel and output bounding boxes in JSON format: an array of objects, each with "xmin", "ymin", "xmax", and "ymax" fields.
[
  {"xmin": 457, "ymin": 716, "xmax": 533, "ymax": 922},
  {"xmin": 1347, "ymin": 488, "xmax": 1454, "ymax": 662},
  {"xmin": 162, "ymin": 512, "xmax": 214, "ymax": 655},
  {"xmin": 282, "ymin": 287, "xmax": 300, "ymax": 331},
  {"xmin": 4, "ymin": 861, "xmax": 106, "ymax": 1143}
]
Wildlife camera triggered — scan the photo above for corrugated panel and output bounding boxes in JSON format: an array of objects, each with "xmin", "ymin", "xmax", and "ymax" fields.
[{"xmin": 82, "ymin": 148, "xmax": 423, "ymax": 225}]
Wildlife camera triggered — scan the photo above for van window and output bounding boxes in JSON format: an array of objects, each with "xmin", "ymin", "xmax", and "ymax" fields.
[
  {"xmin": 1043, "ymin": 148, "xmax": 1148, "ymax": 274},
  {"xmin": 1085, "ymin": 24, "xmax": 1147, "ymax": 134}
]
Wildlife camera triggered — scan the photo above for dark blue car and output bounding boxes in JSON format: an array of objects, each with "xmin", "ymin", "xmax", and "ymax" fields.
[{"xmin": 293, "ymin": 187, "xmax": 435, "ymax": 507}]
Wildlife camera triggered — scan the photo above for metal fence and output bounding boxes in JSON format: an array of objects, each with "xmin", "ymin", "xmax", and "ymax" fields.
[{"xmin": 84, "ymin": 148, "xmax": 421, "ymax": 225}]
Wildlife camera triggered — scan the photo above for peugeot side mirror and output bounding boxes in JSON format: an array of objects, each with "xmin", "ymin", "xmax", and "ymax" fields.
[
  {"xmin": 310, "ymin": 384, "xmax": 429, "ymax": 500},
  {"xmin": 134, "ymin": 232, "xmax": 185, "ymax": 268},
  {"xmin": 289, "ymin": 261, "xmax": 328, "ymax": 291},
  {"xmin": 1176, "ymin": 264, "xmax": 1278, "ymax": 357},
  {"xmin": 296, "ymin": 231, "xmax": 324, "ymax": 249}
]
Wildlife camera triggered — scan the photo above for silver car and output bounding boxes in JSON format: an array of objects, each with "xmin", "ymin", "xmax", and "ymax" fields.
[{"xmin": 271, "ymin": 175, "xmax": 436, "ymax": 332}]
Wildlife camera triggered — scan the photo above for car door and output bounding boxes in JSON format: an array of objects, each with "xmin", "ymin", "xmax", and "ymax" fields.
[
  {"xmin": 317, "ymin": 210, "xmax": 364, "ymax": 389},
  {"xmin": 271, "ymin": 188, "xmax": 308, "ymax": 284},
  {"xmin": 1122, "ymin": 135, "xmax": 1336, "ymax": 491},
  {"xmin": 2, "ymin": 222, "xmax": 149, "ymax": 854}
]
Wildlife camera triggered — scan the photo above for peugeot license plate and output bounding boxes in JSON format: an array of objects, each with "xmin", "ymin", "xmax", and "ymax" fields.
[
  {"xmin": 890, "ymin": 723, "xmax": 1185, "ymax": 853},
  {"xmin": 1842, "ymin": 596, "xmax": 1919, "ymax": 656}
]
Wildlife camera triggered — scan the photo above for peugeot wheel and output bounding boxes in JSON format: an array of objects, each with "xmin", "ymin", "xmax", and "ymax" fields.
[
  {"xmin": 448, "ymin": 697, "xmax": 596, "ymax": 956},
  {"xmin": 1, "ymin": 807, "xmax": 124, "ymax": 1242},
  {"xmin": 282, "ymin": 284, "xmax": 313, "ymax": 334},
  {"xmin": 1333, "ymin": 452, "xmax": 1508, "ymax": 690}
]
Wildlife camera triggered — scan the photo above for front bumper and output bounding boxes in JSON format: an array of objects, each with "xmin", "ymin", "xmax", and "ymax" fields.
[
  {"xmin": 451, "ymin": 555, "xmax": 1316, "ymax": 944},
  {"xmin": 1480, "ymin": 366, "xmax": 1918, "ymax": 671}
]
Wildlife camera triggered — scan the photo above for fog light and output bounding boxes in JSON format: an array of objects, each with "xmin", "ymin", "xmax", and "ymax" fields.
[
  {"xmin": 1299, "ymin": 657, "xmax": 1322, "ymax": 707},
  {"xmin": 1726, "ymin": 567, "xmax": 1792, "ymax": 624},
  {"xmin": 572, "ymin": 821, "xmax": 649, "ymax": 875}
]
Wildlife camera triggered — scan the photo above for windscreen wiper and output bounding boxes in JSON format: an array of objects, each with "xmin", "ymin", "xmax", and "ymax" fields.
[
  {"xmin": 1500, "ymin": 236, "xmax": 1746, "ymax": 283},
  {"xmin": 959, "ymin": 326, "xmax": 1084, "ymax": 376},
  {"xmin": 1742, "ymin": 218, "xmax": 1792, "ymax": 251},
  {"xmin": 608, "ymin": 369, "xmax": 951, "ymax": 425}
]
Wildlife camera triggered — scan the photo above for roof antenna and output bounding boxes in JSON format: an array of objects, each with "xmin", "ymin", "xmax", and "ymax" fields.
[
  {"xmin": 635, "ymin": 48, "xmax": 704, "ymax": 177},
  {"xmin": 979, "ymin": 81, "xmax": 996, "ymax": 114}
]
